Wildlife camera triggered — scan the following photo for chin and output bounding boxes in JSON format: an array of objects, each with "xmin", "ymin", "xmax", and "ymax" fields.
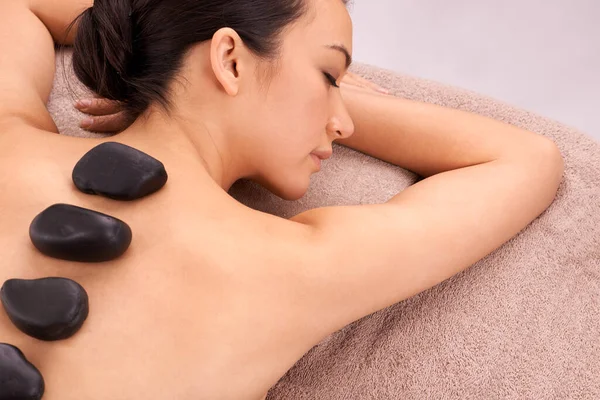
[
  {"xmin": 270, "ymin": 181, "xmax": 310, "ymax": 201},
  {"xmin": 255, "ymin": 173, "xmax": 311, "ymax": 201},
  {"xmin": 277, "ymin": 188, "xmax": 308, "ymax": 201}
]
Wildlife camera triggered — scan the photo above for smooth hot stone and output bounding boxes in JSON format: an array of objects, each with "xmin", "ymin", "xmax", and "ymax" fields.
[
  {"xmin": 1, "ymin": 278, "xmax": 89, "ymax": 341},
  {"xmin": 0, "ymin": 343, "xmax": 45, "ymax": 399},
  {"xmin": 72, "ymin": 141, "xmax": 168, "ymax": 201},
  {"xmin": 29, "ymin": 204, "xmax": 132, "ymax": 263}
]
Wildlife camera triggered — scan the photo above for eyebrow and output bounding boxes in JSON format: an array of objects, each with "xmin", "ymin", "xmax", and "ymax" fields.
[{"xmin": 326, "ymin": 44, "xmax": 353, "ymax": 69}]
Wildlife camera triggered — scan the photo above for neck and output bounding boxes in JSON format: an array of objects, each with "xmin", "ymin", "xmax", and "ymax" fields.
[{"xmin": 114, "ymin": 106, "xmax": 249, "ymax": 192}]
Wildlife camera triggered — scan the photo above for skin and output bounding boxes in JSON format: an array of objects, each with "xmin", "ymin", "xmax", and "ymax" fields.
[
  {"xmin": 0, "ymin": 0, "xmax": 564, "ymax": 398},
  {"xmin": 108, "ymin": 0, "xmax": 356, "ymax": 200},
  {"xmin": 74, "ymin": 71, "xmax": 389, "ymax": 135},
  {"xmin": 0, "ymin": 1, "xmax": 359, "ymax": 399}
]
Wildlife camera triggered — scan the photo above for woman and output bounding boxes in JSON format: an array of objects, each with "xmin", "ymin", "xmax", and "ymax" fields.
[{"xmin": 0, "ymin": 0, "xmax": 564, "ymax": 399}]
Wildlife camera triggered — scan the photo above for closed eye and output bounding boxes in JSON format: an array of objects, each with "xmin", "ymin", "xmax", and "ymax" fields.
[{"xmin": 324, "ymin": 72, "xmax": 340, "ymax": 88}]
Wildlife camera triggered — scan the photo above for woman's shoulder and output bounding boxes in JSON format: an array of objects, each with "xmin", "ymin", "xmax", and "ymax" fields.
[{"xmin": 0, "ymin": 122, "xmax": 99, "ymax": 159}]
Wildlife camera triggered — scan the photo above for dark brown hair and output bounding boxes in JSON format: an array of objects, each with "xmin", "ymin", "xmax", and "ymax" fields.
[{"xmin": 72, "ymin": 0, "xmax": 335, "ymax": 121}]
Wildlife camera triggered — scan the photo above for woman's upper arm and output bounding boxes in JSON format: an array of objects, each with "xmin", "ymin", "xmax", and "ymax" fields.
[
  {"xmin": 27, "ymin": 0, "xmax": 93, "ymax": 45},
  {"xmin": 290, "ymin": 142, "xmax": 563, "ymax": 339},
  {"xmin": 0, "ymin": 1, "xmax": 58, "ymax": 131}
]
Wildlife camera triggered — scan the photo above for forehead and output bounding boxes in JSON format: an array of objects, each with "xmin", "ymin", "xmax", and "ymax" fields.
[{"xmin": 290, "ymin": 0, "xmax": 353, "ymax": 54}]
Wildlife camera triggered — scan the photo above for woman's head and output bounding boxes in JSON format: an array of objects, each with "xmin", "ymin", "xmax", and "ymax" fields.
[{"xmin": 73, "ymin": 0, "xmax": 354, "ymax": 200}]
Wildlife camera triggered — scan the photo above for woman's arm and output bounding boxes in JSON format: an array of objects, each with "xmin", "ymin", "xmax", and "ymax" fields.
[
  {"xmin": 0, "ymin": 0, "xmax": 89, "ymax": 131},
  {"xmin": 290, "ymin": 85, "xmax": 563, "ymax": 338},
  {"xmin": 0, "ymin": 1, "xmax": 57, "ymax": 131},
  {"xmin": 337, "ymin": 83, "xmax": 557, "ymax": 178},
  {"xmin": 27, "ymin": 0, "xmax": 92, "ymax": 45}
]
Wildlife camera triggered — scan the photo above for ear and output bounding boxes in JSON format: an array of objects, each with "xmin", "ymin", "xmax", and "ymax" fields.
[{"xmin": 210, "ymin": 28, "xmax": 248, "ymax": 96}]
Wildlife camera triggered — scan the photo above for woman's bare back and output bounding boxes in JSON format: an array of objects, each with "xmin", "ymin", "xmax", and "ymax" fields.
[
  {"xmin": 0, "ymin": 129, "xmax": 325, "ymax": 400},
  {"xmin": 0, "ymin": 114, "xmax": 565, "ymax": 400},
  {"xmin": 0, "ymin": 1, "xmax": 565, "ymax": 398}
]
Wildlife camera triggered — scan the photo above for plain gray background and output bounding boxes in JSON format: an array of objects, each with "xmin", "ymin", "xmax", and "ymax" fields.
[{"xmin": 348, "ymin": 0, "xmax": 599, "ymax": 142}]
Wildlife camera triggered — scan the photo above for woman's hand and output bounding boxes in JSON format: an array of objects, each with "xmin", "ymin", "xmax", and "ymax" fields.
[
  {"xmin": 341, "ymin": 72, "xmax": 389, "ymax": 95},
  {"xmin": 74, "ymin": 98, "xmax": 132, "ymax": 133},
  {"xmin": 73, "ymin": 72, "xmax": 390, "ymax": 133}
]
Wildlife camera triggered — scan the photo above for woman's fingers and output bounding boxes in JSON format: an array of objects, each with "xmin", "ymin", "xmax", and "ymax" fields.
[
  {"xmin": 343, "ymin": 72, "xmax": 389, "ymax": 94},
  {"xmin": 80, "ymin": 112, "xmax": 132, "ymax": 133},
  {"xmin": 75, "ymin": 98, "xmax": 123, "ymax": 116},
  {"xmin": 351, "ymin": 72, "xmax": 389, "ymax": 93},
  {"xmin": 340, "ymin": 80, "xmax": 390, "ymax": 98},
  {"xmin": 342, "ymin": 72, "xmax": 364, "ymax": 87}
]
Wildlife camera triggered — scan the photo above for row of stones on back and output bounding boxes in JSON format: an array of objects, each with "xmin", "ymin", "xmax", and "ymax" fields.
[{"xmin": 0, "ymin": 142, "xmax": 168, "ymax": 400}]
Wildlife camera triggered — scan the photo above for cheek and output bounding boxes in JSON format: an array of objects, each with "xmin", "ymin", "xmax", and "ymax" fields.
[
  {"xmin": 280, "ymin": 79, "xmax": 330, "ymax": 144},
  {"xmin": 258, "ymin": 68, "xmax": 330, "ymax": 160}
]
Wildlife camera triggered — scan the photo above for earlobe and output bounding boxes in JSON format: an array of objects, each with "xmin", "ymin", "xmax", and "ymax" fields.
[{"xmin": 210, "ymin": 28, "xmax": 243, "ymax": 96}]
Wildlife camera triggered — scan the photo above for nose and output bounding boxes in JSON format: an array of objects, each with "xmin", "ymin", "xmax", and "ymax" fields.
[{"xmin": 326, "ymin": 95, "xmax": 355, "ymax": 140}]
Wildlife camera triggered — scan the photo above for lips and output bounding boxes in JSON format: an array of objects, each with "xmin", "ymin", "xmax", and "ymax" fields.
[{"xmin": 311, "ymin": 149, "xmax": 333, "ymax": 160}]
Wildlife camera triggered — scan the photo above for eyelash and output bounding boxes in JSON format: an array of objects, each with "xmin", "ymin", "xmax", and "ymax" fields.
[{"xmin": 323, "ymin": 72, "xmax": 339, "ymax": 88}]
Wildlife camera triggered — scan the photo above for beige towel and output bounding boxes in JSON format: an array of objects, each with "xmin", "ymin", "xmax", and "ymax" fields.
[{"xmin": 49, "ymin": 49, "xmax": 600, "ymax": 399}]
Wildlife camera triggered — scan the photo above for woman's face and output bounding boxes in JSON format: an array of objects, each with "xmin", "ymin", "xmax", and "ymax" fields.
[{"xmin": 238, "ymin": 0, "xmax": 355, "ymax": 200}]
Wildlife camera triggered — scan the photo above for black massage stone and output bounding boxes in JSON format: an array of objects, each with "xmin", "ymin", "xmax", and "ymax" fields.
[
  {"xmin": 72, "ymin": 141, "xmax": 168, "ymax": 201},
  {"xmin": 29, "ymin": 204, "xmax": 132, "ymax": 263},
  {"xmin": 0, "ymin": 343, "xmax": 45, "ymax": 399},
  {"xmin": 1, "ymin": 278, "xmax": 89, "ymax": 341}
]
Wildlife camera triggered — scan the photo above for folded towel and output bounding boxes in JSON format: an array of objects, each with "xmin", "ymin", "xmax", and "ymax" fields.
[{"xmin": 49, "ymin": 49, "xmax": 600, "ymax": 400}]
